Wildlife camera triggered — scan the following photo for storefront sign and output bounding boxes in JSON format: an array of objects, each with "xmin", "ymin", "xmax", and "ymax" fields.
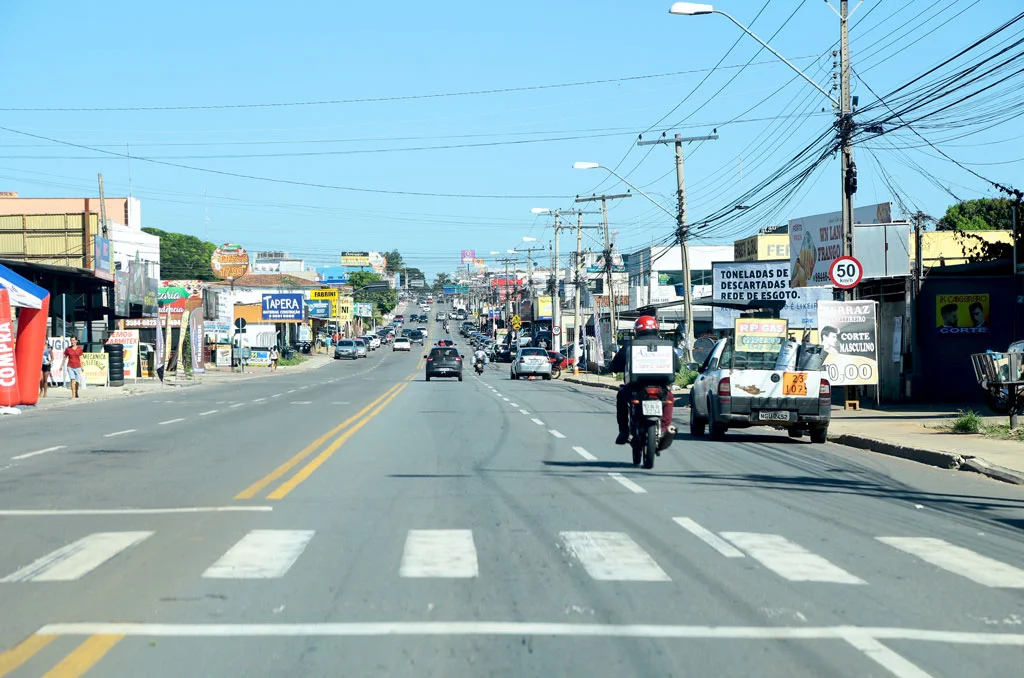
[
  {"xmin": 354, "ymin": 302, "xmax": 374, "ymax": 318},
  {"xmin": 789, "ymin": 203, "xmax": 892, "ymax": 287},
  {"xmin": 106, "ymin": 329, "xmax": 139, "ymax": 379},
  {"xmin": 734, "ymin": 318, "xmax": 788, "ymax": 353},
  {"xmin": 936, "ymin": 293, "xmax": 989, "ymax": 334},
  {"xmin": 712, "ymin": 261, "xmax": 833, "ymax": 329},
  {"xmin": 817, "ymin": 300, "xmax": 878, "ymax": 386},
  {"xmin": 306, "ymin": 299, "xmax": 332, "ymax": 319},
  {"xmin": 81, "ymin": 352, "xmax": 109, "ymax": 386},
  {"xmin": 337, "ymin": 296, "xmax": 353, "ymax": 322},
  {"xmin": 261, "ymin": 293, "xmax": 303, "ymax": 321}
]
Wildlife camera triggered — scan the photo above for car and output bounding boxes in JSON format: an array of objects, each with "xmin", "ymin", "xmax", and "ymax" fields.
[
  {"xmin": 352, "ymin": 339, "xmax": 368, "ymax": 358},
  {"xmin": 425, "ymin": 346, "xmax": 464, "ymax": 381},
  {"xmin": 394, "ymin": 315, "xmax": 405, "ymax": 324},
  {"xmin": 436, "ymin": 312, "xmax": 446, "ymax": 321},
  {"xmin": 393, "ymin": 337, "xmax": 412, "ymax": 352},
  {"xmin": 510, "ymin": 347, "xmax": 553, "ymax": 380},
  {"xmin": 334, "ymin": 339, "xmax": 358, "ymax": 360},
  {"xmin": 363, "ymin": 335, "xmax": 381, "ymax": 350},
  {"xmin": 410, "ymin": 330, "xmax": 426, "ymax": 345}
]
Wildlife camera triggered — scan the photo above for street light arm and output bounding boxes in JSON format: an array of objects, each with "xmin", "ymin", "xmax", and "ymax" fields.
[
  {"xmin": 593, "ymin": 165, "xmax": 677, "ymax": 221},
  {"xmin": 708, "ymin": 9, "xmax": 839, "ymax": 107}
]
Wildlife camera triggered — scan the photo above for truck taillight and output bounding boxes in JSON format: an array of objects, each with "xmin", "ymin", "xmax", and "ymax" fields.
[
  {"xmin": 819, "ymin": 380, "xmax": 831, "ymax": 396},
  {"xmin": 718, "ymin": 377, "xmax": 731, "ymax": 397}
]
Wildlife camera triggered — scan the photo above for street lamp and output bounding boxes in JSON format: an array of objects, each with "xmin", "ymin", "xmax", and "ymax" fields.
[{"xmin": 522, "ymin": 236, "xmax": 538, "ymax": 242}]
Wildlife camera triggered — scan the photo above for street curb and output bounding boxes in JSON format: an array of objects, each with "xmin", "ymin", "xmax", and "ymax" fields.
[
  {"xmin": 959, "ymin": 456, "xmax": 1024, "ymax": 485},
  {"xmin": 563, "ymin": 376, "xmax": 618, "ymax": 391}
]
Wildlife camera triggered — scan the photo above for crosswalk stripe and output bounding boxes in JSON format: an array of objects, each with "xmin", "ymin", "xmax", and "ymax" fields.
[
  {"xmin": 0, "ymin": 532, "xmax": 152, "ymax": 582},
  {"xmin": 673, "ymin": 518, "xmax": 745, "ymax": 559},
  {"xmin": 721, "ymin": 532, "xmax": 865, "ymax": 584},
  {"xmin": 203, "ymin": 530, "xmax": 315, "ymax": 579},
  {"xmin": 559, "ymin": 531, "xmax": 670, "ymax": 582},
  {"xmin": 400, "ymin": 530, "xmax": 478, "ymax": 578},
  {"xmin": 878, "ymin": 537, "xmax": 1024, "ymax": 588}
]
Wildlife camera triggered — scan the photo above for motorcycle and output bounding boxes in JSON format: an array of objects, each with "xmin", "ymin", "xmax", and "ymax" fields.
[
  {"xmin": 474, "ymin": 360, "xmax": 485, "ymax": 375},
  {"xmin": 627, "ymin": 384, "xmax": 677, "ymax": 470}
]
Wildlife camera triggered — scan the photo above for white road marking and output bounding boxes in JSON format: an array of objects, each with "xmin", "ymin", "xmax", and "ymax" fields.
[
  {"xmin": 291, "ymin": 401, "xmax": 312, "ymax": 405},
  {"xmin": 215, "ymin": 401, "xmax": 226, "ymax": 404},
  {"xmin": 158, "ymin": 418, "xmax": 186, "ymax": 425},
  {"xmin": 103, "ymin": 429, "xmax": 137, "ymax": 438},
  {"xmin": 287, "ymin": 389, "xmax": 296, "ymax": 394},
  {"xmin": 573, "ymin": 446, "xmax": 597, "ymax": 461},
  {"xmin": 203, "ymin": 530, "xmax": 315, "ymax": 579},
  {"xmin": 198, "ymin": 410, "xmax": 218, "ymax": 416},
  {"xmin": 721, "ymin": 533, "xmax": 865, "ymax": 584},
  {"xmin": 673, "ymin": 518, "xmax": 745, "ymax": 558},
  {"xmin": 0, "ymin": 507, "xmax": 272, "ymax": 516},
  {"xmin": 30, "ymin": 622, "xmax": 1024, "ymax": 647},
  {"xmin": 1, "ymin": 531, "xmax": 152, "ymax": 582},
  {"xmin": 400, "ymin": 530, "xmax": 478, "ymax": 578},
  {"xmin": 230, "ymin": 403, "xmax": 244, "ymax": 408},
  {"xmin": 332, "ymin": 402, "xmax": 350, "ymax": 405},
  {"xmin": 252, "ymin": 397, "xmax": 267, "ymax": 403},
  {"xmin": 502, "ymin": 397, "xmax": 510, "ymax": 402},
  {"xmin": 509, "ymin": 403, "xmax": 518, "ymax": 408},
  {"xmin": 549, "ymin": 430, "xmax": 566, "ymax": 439},
  {"xmin": 271, "ymin": 394, "xmax": 282, "ymax": 398},
  {"xmin": 559, "ymin": 531, "xmax": 670, "ymax": 582},
  {"xmin": 519, "ymin": 409, "xmax": 530, "ymax": 415},
  {"xmin": 845, "ymin": 633, "xmax": 936, "ymax": 678},
  {"xmin": 608, "ymin": 473, "xmax": 646, "ymax": 494},
  {"xmin": 11, "ymin": 446, "xmax": 66, "ymax": 460},
  {"xmin": 878, "ymin": 537, "xmax": 1024, "ymax": 588},
  {"xmin": 531, "ymin": 418, "xmax": 545, "ymax": 426}
]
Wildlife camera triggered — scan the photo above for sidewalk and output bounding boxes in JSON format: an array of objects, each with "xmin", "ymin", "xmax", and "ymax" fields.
[{"xmin": 564, "ymin": 374, "xmax": 1024, "ymax": 485}]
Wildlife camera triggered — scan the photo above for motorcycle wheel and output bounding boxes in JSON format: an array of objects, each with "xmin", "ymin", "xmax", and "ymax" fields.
[
  {"xmin": 643, "ymin": 424, "xmax": 656, "ymax": 469},
  {"xmin": 551, "ymin": 365, "xmax": 562, "ymax": 379},
  {"xmin": 631, "ymin": 438, "xmax": 642, "ymax": 466}
]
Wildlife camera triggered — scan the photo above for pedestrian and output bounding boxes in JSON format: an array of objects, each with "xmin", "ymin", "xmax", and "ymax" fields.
[
  {"xmin": 269, "ymin": 345, "xmax": 279, "ymax": 372},
  {"xmin": 61, "ymin": 336, "xmax": 85, "ymax": 399},
  {"xmin": 40, "ymin": 344, "xmax": 52, "ymax": 398}
]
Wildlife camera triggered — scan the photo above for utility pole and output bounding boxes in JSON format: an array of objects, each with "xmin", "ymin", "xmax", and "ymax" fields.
[
  {"xmin": 575, "ymin": 193, "xmax": 630, "ymax": 362},
  {"xmin": 838, "ymin": 0, "xmax": 857, "ymax": 301},
  {"xmin": 637, "ymin": 133, "xmax": 718, "ymax": 362},
  {"xmin": 552, "ymin": 211, "xmax": 561, "ymax": 352}
]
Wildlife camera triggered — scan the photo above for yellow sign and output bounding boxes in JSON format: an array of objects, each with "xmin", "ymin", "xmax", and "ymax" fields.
[
  {"xmin": 337, "ymin": 296, "xmax": 354, "ymax": 322},
  {"xmin": 536, "ymin": 296, "xmax": 553, "ymax": 320},
  {"xmin": 341, "ymin": 252, "xmax": 370, "ymax": 267},
  {"xmin": 936, "ymin": 293, "xmax": 989, "ymax": 334},
  {"xmin": 511, "ymin": 314, "xmax": 521, "ymax": 325},
  {"xmin": 310, "ymin": 288, "xmax": 338, "ymax": 301},
  {"xmin": 783, "ymin": 372, "xmax": 808, "ymax": 396},
  {"xmin": 81, "ymin": 352, "xmax": 109, "ymax": 386},
  {"xmin": 734, "ymin": 318, "xmax": 788, "ymax": 353}
]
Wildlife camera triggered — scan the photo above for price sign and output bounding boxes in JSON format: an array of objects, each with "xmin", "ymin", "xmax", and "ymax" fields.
[{"xmin": 829, "ymin": 256, "xmax": 863, "ymax": 290}]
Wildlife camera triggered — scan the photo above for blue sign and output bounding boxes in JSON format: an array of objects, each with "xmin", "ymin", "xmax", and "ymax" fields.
[
  {"xmin": 443, "ymin": 285, "xmax": 456, "ymax": 295},
  {"xmin": 93, "ymin": 236, "xmax": 112, "ymax": 279},
  {"xmin": 306, "ymin": 299, "xmax": 332, "ymax": 319},
  {"xmin": 261, "ymin": 293, "xmax": 303, "ymax": 321}
]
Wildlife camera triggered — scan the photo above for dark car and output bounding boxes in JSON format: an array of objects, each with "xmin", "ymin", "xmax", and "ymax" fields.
[{"xmin": 425, "ymin": 347, "xmax": 463, "ymax": 381}]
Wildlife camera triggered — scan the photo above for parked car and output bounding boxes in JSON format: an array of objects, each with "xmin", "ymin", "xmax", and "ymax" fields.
[
  {"xmin": 393, "ymin": 337, "xmax": 412, "ymax": 352},
  {"xmin": 425, "ymin": 347, "xmax": 464, "ymax": 381},
  {"xmin": 334, "ymin": 339, "xmax": 358, "ymax": 360},
  {"xmin": 362, "ymin": 335, "xmax": 381, "ymax": 350},
  {"xmin": 511, "ymin": 347, "xmax": 553, "ymax": 380},
  {"xmin": 352, "ymin": 339, "xmax": 368, "ymax": 358}
]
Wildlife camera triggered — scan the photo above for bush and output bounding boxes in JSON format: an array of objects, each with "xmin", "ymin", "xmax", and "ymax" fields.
[
  {"xmin": 277, "ymin": 354, "xmax": 307, "ymax": 367},
  {"xmin": 951, "ymin": 409, "xmax": 983, "ymax": 434},
  {"xmin": 676, "ymin": 369, "xmax": 699, "ymax": 388}
]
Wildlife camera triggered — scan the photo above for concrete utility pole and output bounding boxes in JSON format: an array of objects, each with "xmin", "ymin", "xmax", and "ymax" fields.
[
  {"xmin": 637, "ymin": 133, "xmax": 718, "ymax": 362},
  {"xmin": 576, "ymin": 193, "xmax": 630, "ymax": 358},
  {"xmin": 836, "ymin": 0, "xmax": 857, "ymax": 300}
]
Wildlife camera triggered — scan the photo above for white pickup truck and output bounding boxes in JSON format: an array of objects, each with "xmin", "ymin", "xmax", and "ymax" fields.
[{"xmin": 689, "ymin": 338, "xmax": 832, "ymax": 443}]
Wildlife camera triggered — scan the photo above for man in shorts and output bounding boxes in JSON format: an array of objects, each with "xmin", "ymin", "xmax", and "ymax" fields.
[{"xmin": 62, "ymin": 336, "xmax": 85, "ymax": 398}]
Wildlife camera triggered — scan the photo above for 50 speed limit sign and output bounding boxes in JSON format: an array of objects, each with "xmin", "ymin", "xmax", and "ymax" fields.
[{"xmin": 829, "ymin": 256, "xmax": 863, "ymax": 290}]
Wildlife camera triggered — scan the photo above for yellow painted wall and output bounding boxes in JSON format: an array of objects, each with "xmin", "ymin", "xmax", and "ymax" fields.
[
  {"xmin": 914, "ymin": 230, "xmax": 1012, "ymax": 266},
  {"xmin": 733, "ymin": 234, "xmax": 790, "ymax": 262}
]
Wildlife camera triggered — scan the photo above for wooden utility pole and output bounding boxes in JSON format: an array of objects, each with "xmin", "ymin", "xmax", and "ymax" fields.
[{"xmin": 575, "ymin": 193, "xmax": 630, "ymax": 363}]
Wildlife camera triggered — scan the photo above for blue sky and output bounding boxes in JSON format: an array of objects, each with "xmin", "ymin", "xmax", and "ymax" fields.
[{"xmin": 2, "ymin": 0, "xmax": 1020, "ymax": 277}]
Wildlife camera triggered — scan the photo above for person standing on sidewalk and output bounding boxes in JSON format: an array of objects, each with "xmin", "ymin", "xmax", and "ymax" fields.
[
  {"xmin": 61, "ymin": 336, "xmax": 85, "ymax": 399},
  {"xmin": 40, "ymin": 344, "xmax": 52, "ymax": 398},
  {"xmin": 269, "ymin": 345, "xmax": 279, "ymax": 372}
]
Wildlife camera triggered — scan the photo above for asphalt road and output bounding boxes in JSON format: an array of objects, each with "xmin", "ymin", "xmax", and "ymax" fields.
[{"xmin": 2, "ymin": 320, "xmax": 1024, "ymax": 676}]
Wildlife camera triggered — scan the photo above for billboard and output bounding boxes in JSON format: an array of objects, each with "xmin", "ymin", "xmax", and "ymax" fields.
[
  {"xmin": 306, "ymin": 299, "xmax": 332, "ymax": 319},
  {"xmin": 788, "ymin": 203, "xmax": 892, "ymax": 287},
  {"xmin": 368, "ymin": 251, "xmax": 387, "ymax": 273},
  {"xmin": 733, "ymin": 234, "xmax": 789, "ymax": 262},
  {"xmin": 712, "ymin": 261, "xmax": 833, "ymax": 329},
  {"xmin": 817, "ymin": 300, "xmax": 878, "ymax": 386},
  {"xmin": 211, "ymin": 244, "xmax": 250, "ymax": 280},
  {"xmin": 93, "ymin": 236, "xmax": 113, "ymax": 281},
  {"xmin": 936, "ymin": 293, "xmax": 989, "ymax": 334},
  {"xmin": 261, "ymin": 293, "xmax": 304, "ymax": 321},
  {"xmin": 355, "ymin": 302, "xmax": 374, "ymax": 318},
  {"xmin": 337, "ymin": 296, "xmax": 353, "ymax": 322},
  {"xmin": 341, "ymin": 251, "xmax": 370, "ymax": 267},
  {"xmin": 461, "ymin": 249, "xmax": 476, "ymax": 264},
  {"xmin": 536, "ymin": 296, "xmax": 553, "ymax": 320}
]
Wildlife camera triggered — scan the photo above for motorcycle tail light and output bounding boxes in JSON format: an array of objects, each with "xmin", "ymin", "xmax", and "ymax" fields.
[{"xmin": 645, "ymin": 386, "xmax": 662, "ymax": 398}]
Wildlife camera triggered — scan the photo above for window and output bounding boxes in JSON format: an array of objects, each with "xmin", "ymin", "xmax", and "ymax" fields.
[
  {"xmin": 432, "ymin": 349, "xmax": 458, "ymax": 358},
  {"xmin": 521, "ymin": 348, "xmax": 547, "ymax": 357}
]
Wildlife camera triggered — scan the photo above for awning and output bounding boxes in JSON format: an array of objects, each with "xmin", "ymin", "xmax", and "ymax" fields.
[{"xmin": 0, "ymin": 262, "xmax": 49, "ymax": 309}]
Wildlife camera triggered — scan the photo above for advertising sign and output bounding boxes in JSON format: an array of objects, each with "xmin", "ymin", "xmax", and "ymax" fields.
[
  {"xmin": 789, "ymin": 203, "xmax": 892, "ymax": 287},
  {"xmin": 817, "ymin": 300, "xmax": 878, "ymax": 386},
  {"xmin": 337, "ymin": 296, "xmax": 353, "ymax": 322},
  {"xmin": 210, "ymin": 244, "xmax": 250, "ymax": 280},
  {"xmin": 157, "ymin": 286, "xmax": 190, "ymax": 306},
  {"xmin": 341, "ymin": 251, "xmax": 370, "ymax": 267},
  {"xmin": 215, "ymin": 346, "xmax": 232, "ymax": 367},
  {"xmin": 114, "ymin": 270, "xmax": 129, "ymax": 316},
  {"xmin": 261, "ymin": 293, "xmax": 304, "ymax": 322},
  {"xmin": 443, "ymin": 285, "xmax": 456, "ymax": 295},
  {"xmin": 461, "ymin": 249, "xmax": 476, "ymax": 264},
  {"xmin": 106, "ymin": 329, "xmax": 139, "ymax": 379},
  {"xmin": 734, "ymin": 318, "xmax": 788, "ymax": 353},
  {"xmin": 299, "ymin": 324, "xmax": 312, "ymax": 342},
  {"xmin": 936, "ymin": 293, "xmax": 989, "ymax": 334},
  {"xmin": 93, "ymin": 236, "xmax": 113, "ymax": 281},
  {"xmin": 368, "ymin": 251, "xmax": 387, "ymax": 272},
  {"xmin": 536, "ymin": 296, "xmax": 553, "ymax": 320},
  {"xmin": 355, "ymin": 302, "xmax": 374, "ymax": 318},
  {"xmin": 712, "ymin": 261, "xmax": 833, "ymax": 329},
  {"xmin": 733, "ymin": 234, "xmax": 789, "ymax": 262},
  {"xmin": 81, "ymin": 352, "xmax": 109, "ymax": 386},
  {"xmin": 306, "ymin": 299, "xmax": 332, "ymax": 319}
]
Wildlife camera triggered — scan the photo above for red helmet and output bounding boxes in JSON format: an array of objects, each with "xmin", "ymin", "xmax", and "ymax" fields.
[{"xmin": 634, "ymin": 315, "xmax": 659, "ymax": 334}]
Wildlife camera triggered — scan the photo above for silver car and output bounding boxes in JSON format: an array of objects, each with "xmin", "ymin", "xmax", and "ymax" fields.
[
  {"xmin": 353, "ymin": 339, "xmax": 368, "ymax": 358},
  {"xmin": 511, "ymin": 347, "xmax": 553, "ymax": 380},
  {"xmin": 334, "ymin": 339, "xmax": 358, "ymax": 360}
]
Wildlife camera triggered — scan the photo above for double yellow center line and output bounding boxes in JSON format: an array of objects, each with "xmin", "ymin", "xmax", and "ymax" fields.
[
  {"xmin": 0, "ymin": 633, "xmax": 120, "ymax": 678},
  {"xmin": 235, "ymin": 375, "xmax": 413, "ymax": 500}
]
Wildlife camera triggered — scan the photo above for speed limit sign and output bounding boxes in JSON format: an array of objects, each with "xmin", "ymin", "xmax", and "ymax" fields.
[
  {"xmin": 552, "ymin": 326, "xmax": 561, "ymax": 336},
  {"xmin": 829, "ymin": 256, "xmax": 863, "ymax": 290}
]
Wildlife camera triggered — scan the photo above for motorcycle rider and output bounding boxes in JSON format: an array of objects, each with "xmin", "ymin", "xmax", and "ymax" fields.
[
  {"xmin": 473, "ymin": 347, "xmax": 488, "ymax": 371},
  {"xmin": 610, "ymin": 315, "xmax": 680, "ymax": 445}
]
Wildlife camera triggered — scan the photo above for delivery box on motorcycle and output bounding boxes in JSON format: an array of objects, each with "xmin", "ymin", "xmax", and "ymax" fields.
[{"xmin": 625, "ymin": 338, "xmax": 676, "ymax": 385}]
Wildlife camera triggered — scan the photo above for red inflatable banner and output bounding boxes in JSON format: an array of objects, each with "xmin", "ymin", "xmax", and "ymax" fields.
[{"xmin": 0, "ymin": 288, "xmax": 19, "ymax": 407}]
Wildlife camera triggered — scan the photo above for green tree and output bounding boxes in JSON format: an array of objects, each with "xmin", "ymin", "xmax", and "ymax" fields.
[
  {"xmin": 348, "ymin": 270, "xmax": 397, "ymax": 316},
  {"xmin": 404, "ymin": 267, "xmax": 425, "ymax": 288},
  {"xmin": 383, "ymin": 249, "xmax": 405, "ymax": 273},
  {"xmin": 142, "ymin": 227, "xmax": 218, "ymax": 280},
  {"xmin": 937, "ymin": 198, "xmax": 1014, "ymax": 231},
  {"xmin": 432, "ymin": 272, "xmax": 453, "ymax": 292}
]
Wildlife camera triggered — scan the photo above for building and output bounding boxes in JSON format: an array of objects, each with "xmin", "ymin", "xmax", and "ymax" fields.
[
  {"xmin": 251, "ymin": 251, "xmax": 317, "ymax": 280},
  {"xmin": 733, "ymin": 229, "xmax": 790, "ymax": 262}
]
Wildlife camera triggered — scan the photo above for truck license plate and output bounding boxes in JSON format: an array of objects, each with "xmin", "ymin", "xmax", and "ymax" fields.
[
  {"xmin": 758, "ymin": 411, "xmax": 791, "ymax": 422},
  {"xmin": 642, "ymin": 400, "xmax": 663, "ymax": 416}
]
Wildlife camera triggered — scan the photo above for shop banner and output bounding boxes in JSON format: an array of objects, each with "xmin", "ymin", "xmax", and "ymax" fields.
[
  {"xmin": 306, "ymin": 299, "xmax": 331, "ymax": 319},
  {"xmin": 734, "ymin": 318, "xmax": 788, "ymax": 353},
  {"xmin": 106, "ymin": 329, "xmax": 139, "ymax": 379},
  {"xmin": 81, "ymin": 352, "xmax": 109, "ymax": 386},
  {"xmin": 261, "ymin": 293, "xmax": 303, "ymax": 321},
  {"xmin": 712, "ymin": 261, "xmax": 832, "ymax": 329},
  {"xmin": 114, "ymin": 270, "xmax": 130, "ymax": 316},
  {"xmin": 817, "ymin": 300, "xmax": 878, "ymax": 386},
  {"xmin": 354, "ymin": 302, "xmax": 374, "ymax": 318},
  {"xmin": 936, "ymin": 293, "xmax": 989, "ymax": 334},
  {"xmin": 190, "ymin": 309, "xmax": 205, "ymax": 373},
  {"xmin": 337, "ymin": 296, "xmax": 353, "ymax": 322},
  {"xmin": 536, "ymin": 296, "xmax": 553, "ymax": 320}
]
